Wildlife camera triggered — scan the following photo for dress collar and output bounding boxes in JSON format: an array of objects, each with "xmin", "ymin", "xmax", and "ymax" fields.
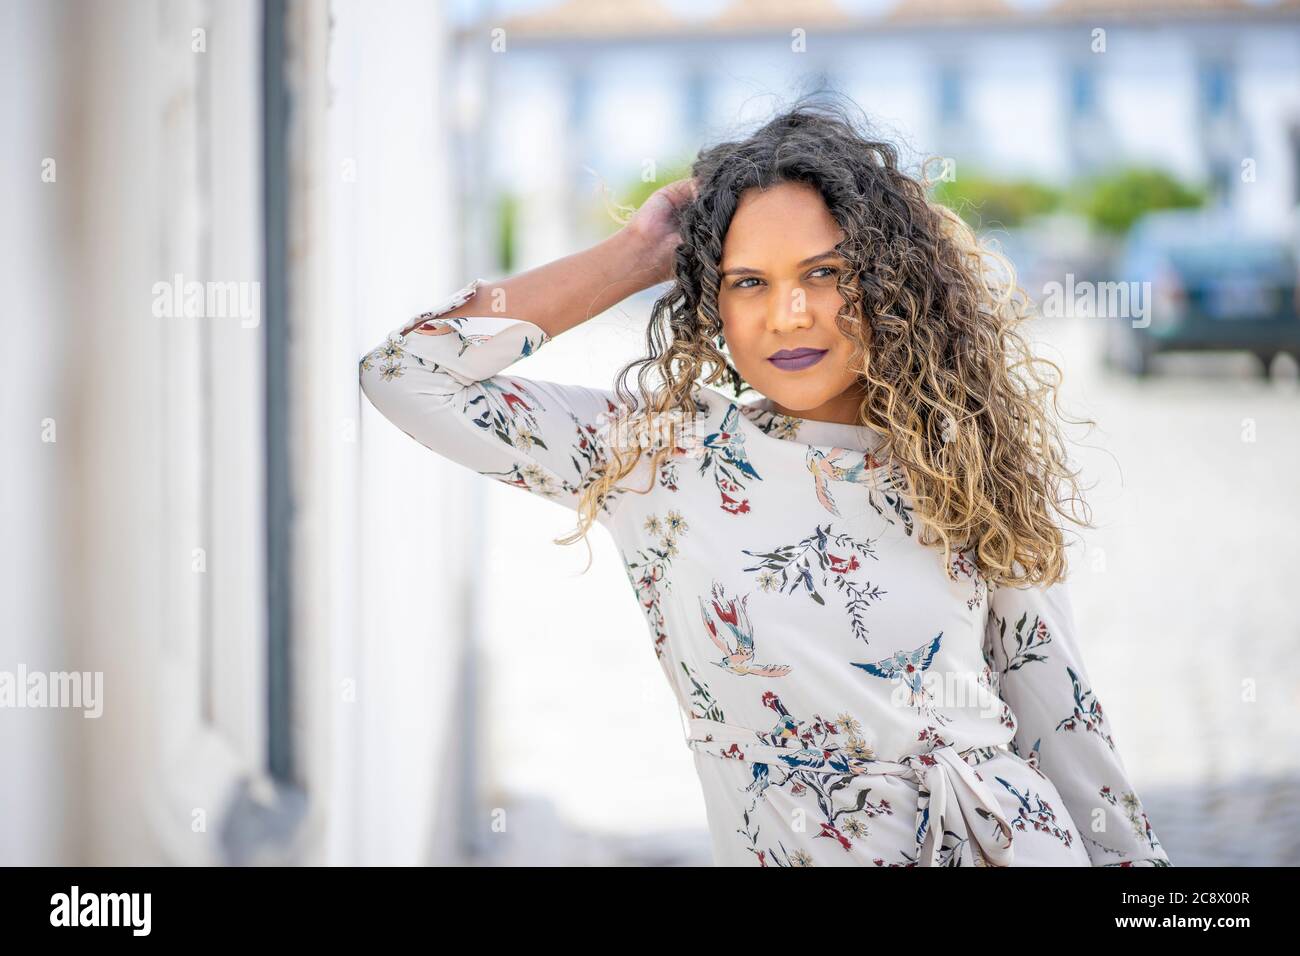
[{"xmin": 736, "ymin": 394, "xmax": 886, "ymax": 454}]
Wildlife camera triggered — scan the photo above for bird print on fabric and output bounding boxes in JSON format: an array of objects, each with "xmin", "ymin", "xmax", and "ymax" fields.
[
  {"xmin": 759, "ymin": 691, "xmax": 804, "ymax": 747},
  {"xmin": 698, "ymin": 581, "xmax": 792, "ymax": 677},
  {"xmin": 698, "ymin": 403, "xmax": 763, "ymax": 515},
  {"xmin": 805, "ymin": 446, "xmax": 885, "ymax": 516},
  {"xmin": 409, "ymin": 314, "xmax": 501, "ymax": 352},
  {"xmin": 361, "ymin": 283, "xmax": 1175, "ymax": 867},
  {"xmin": 851, "ymin": 633, "xmax": 951, "ymax": 724},
  {"xmin": 703, "ymin": 404, "xmax": 761, "ymax": 479},
  {"xmin": 744, "ymin": 761, "xmax": 773, "ymax": 810}
]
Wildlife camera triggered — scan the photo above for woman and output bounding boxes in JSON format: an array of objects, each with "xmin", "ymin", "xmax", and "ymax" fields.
[{"xmin": 360, "ymin": 102, "xmax": 1171, "ymax": 867}]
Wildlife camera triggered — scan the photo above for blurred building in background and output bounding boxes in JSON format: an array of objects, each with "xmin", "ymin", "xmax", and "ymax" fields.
[
  {"xmin": 447, "ymin": 0, "xmax": 1300, "ymax": 866},
  {"xmin": 3, "ymin": 0, "xmax": 1299, "ymax": 867},
  {"xmin": 459, "ymin": 0, "xmax": 1300, "ymax": 267}
]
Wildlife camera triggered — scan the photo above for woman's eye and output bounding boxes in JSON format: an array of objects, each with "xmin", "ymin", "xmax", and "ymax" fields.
[{"xmin": 730, "ymin": 268, "xmax": 836, "ymax": 289}]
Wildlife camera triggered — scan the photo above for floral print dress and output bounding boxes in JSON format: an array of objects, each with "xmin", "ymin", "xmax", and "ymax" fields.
[{"xmin": 360, "ymin": 277, "xmax": 1172, "ymax": 868}]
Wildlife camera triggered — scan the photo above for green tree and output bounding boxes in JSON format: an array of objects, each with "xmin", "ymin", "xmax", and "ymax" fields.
[
  {"xmin": 496, "ymin": 191, "xmax": 518, "ymax": 273},
  {"xmin": 1068, "ymin": 167, "xmax": 1206, "ymax": 235},
  {"xmin": 932, "ymin": 171, "xmax": 1062, "ymax": 230},
  {"xmin": 583, "ymin": 161, "xmax": 697, "ymax": 237}
]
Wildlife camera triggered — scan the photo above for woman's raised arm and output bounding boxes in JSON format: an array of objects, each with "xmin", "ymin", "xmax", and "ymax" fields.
[
  {"xmin": 358, "ymin": 179, "xmax": 696, "ymax": 524},
  {"xmin": 416, "ymin": 177, "xmax": 696, "ymax": 339}
]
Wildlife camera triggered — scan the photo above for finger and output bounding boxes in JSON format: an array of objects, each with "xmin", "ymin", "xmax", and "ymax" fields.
[{"xmin": 668, "ymin": 177, "xmax": 698, "ymax": 210}]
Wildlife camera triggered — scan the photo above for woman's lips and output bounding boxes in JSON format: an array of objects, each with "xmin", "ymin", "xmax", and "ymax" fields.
[{"xmin": 768, "ymin": 348, "xmax": 828, "ymax": 371}]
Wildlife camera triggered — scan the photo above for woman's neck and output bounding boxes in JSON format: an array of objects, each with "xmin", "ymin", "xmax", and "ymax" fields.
[{"xmin": 769, "ymin": 385, "xmax": 868, "ymax": 425}]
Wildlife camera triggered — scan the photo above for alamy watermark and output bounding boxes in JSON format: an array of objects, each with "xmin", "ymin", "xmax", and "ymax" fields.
[
  {"xmin": 50, "ymin": 885, "xmax": 150, "ymax": 935},
  {"xmin": 1040, "ymin": 273, "xmax": 1151, "ymax": 328},
  {"xmin": 1, "ymin": 664, "xmax": 103, "ymax": 718},
  {"xmin": 152, "ymin": 273, "xmax": 261, "ymax": 328},
  {"xmin": 594, "ymin": 402, "xmax": 709, "ymax": 456}
]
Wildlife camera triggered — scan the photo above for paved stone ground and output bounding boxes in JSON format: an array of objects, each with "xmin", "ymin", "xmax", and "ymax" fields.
[
  {"xmin": 472, "ymin": 308, "xmax": 1300, "ymax": 866},
  {"xmin": 1028, "ymin": 315, "xmax": 1300, "ymax": 867}
]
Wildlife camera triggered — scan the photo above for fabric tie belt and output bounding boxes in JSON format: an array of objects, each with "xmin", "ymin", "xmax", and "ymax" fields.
[{"xmin": 685, "ymin": 716, "xmax": 1016, "ymax": 867}]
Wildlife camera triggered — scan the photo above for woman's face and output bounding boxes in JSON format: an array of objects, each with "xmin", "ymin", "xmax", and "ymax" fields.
[{"xmin": 717, "ymin": 181, "xmax": 867, "ymax": 423}]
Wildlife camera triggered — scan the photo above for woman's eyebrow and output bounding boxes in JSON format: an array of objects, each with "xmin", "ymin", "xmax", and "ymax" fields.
[{"xmin": 720, "ymin": 249, "xmax": 841, "ymax": 277}]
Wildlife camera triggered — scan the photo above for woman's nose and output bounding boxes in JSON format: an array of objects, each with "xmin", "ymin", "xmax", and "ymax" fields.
[{"xmin": 768, "ymin": 283, "xmax": 815, "ymax": 332}]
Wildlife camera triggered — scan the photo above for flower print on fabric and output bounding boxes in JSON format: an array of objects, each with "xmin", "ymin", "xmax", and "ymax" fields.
[
  {"xmin": 994, "ymin": 775, "xmax": 1076, "ymax": 850},
  {"xmin": 867, "ymin": 464, "xmax": 915, "ymax": 536},
  {"xmin": 623, "ymin": 510, "xmax": 689, "ymax": 661},
  {"xmin": 732, "ymin": 694, "xmax": 891, "ymax": 866},
  {"xmin": 1056, "ymin": 666, "xmax": 1117, "ymax": 750},
  {"xmin": 740, "ymin": 403, "xmax": 802, "ymax": 441},
  {"xmin": 987, "ymin": 606, "xmax": 1053, "ymax": 674},
  {"xmin": 681, "ymin": 661, "xmax": 725, "ymax": 723},
  {"xmin": 361, "ymin": 276, "xmax": 1173, "ymax": 868},
  {"xmin": 984, "ymin": 578, "xmax": 1173, "ymax": 865},
  {"xmin": 739, "ymin": 398, "xmax": 913, "ymax": 536},
  {"xmin": 654, "ymin": 394, "xmax": 711, "ymax": 494},
  {"xmin": 742, "ymin": 524, "xmax": 887, "ymax": 645},
  {"xmin": 698, "ymin": 582, "xmax": 792, "ymax": 677},
  {"xmin": 402, "ymin": 316, "xmax": 550, "ymax": 456},
  {"xmin": 949, "ymin": 547, "xmax": 987, "ymax": 611},
  {"xmin": 689, "ymin": 688, "xmax": 1015, "ymax": 869},
  {"xmin": 756, "ymin": 697, "xmax": 879, "ymax": 776},
  {"xmin": 1086, "ymin": 785, "xmax": 1169, "ymax": 865},
  {"xmin": 875, "ymin": 747, "xmax": 1015, "ymax": 868},
  {"xmin": 976, "ymin": 650, "xmax": 1017, "ymax": 733},
  {"xmin": 359, "ymin": 282, "xmax": 625, "ymax": 522},
  {"xmin": 360, "ymin": 335, "xmax": 409, "ymax": 381}
]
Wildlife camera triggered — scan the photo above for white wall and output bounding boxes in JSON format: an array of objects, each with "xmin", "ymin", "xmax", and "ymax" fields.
[
  {"xmin": 0, "ymin": 0, "xmax": 77, "ymax": 867},
  {"xmin": 329, "ymin": 0, "xmax": 476, "ymax": 865},
  {"xmin": 0, "ymin": 0, "xmax": 468, "ymax": 866}
]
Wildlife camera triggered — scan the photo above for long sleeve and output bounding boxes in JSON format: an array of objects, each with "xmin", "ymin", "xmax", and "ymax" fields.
[
  {"xmin": 359, "ymin": 277, "xmax": 630, "ymax": 526},
  {"xmin": 982, "ymin": 571, "xmax": 1172, "ymax": 866}
]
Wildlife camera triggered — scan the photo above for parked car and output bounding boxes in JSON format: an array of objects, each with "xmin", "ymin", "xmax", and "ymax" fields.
[{"xmin": 1105, "ymin": 209, "xmax": 1300, "ymax": 376}]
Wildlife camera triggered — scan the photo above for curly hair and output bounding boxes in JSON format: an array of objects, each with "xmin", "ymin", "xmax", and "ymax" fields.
[{"xmin": 557, "ymin": 95, "xmax": 1095, "ymax": 589}]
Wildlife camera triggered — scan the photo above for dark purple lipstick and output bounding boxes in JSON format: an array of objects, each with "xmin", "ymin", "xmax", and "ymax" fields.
[{"xmin": 768, "ymin": 347, "xmax": 828, "ymax": 371}]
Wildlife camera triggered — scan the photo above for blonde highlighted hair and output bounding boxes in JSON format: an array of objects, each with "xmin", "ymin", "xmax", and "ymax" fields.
[{"xmin": 560, "ymin": 96, "xmax": 1094, "ymax": 588}]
